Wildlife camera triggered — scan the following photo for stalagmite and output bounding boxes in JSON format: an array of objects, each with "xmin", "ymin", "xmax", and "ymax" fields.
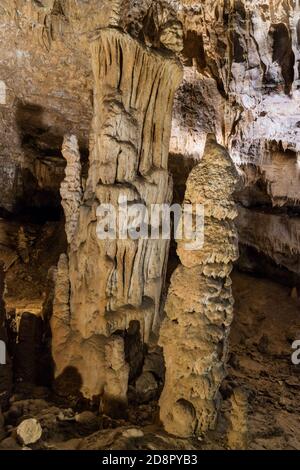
[
  {"xmin": 51, "ymin": 27, "xmax": 183, "ymax": 406},
  {"xmin": 102, "ymin": 336, "xmax": 130, "ymax": 418},
  {"xmin": 159, "ymin": 135, "xmax": 239, "ymax": 437},
  {"xmin": 60, "ymin": 135, "xmax": 82, "ymax": 245}
]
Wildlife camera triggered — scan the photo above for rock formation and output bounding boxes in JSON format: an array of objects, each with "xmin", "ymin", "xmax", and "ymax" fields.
[
  {"xmin": 227, "ymin": 388, "xmax": 248, "ymax": 450},
  {"xmin": 1, "ymin": 0, "xmax": 300, "ymax": 451},
  {"xmin": 0, "ymin": 1, "xmax": 299, "ymax": 283},
  {"xmin": 51, "ymin": 26, "xmax": 183, "ymax": 406},
  {"xmin": 60, "ymin": 135, "xmax": 82, "ymax": 245},
  {"xmin": 14, "ymin": 312, "xmax": 43, "ymax": 386},
  {"xmin": 159, "ymin": 135, "xmax": 239, "ymax": 437}
]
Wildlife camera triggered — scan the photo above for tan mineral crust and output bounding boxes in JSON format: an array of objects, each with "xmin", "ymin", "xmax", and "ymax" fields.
[{"xmin": 0, "ymin": 0, "xmax": 299, "ymax": 451}]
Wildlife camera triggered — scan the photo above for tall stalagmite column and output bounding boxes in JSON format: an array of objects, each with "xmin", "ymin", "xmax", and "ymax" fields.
[
  {"xmin": 159, "ymin": 135, "xmax": 239, "ymax": 437},
  {"xmin": 51, "ymin": 27, "xmax": 183, "ymax": 408}
]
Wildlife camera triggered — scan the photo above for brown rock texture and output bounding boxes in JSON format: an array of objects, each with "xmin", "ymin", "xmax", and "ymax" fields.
[
  {"xmin": 0, "ymin": 1, "xmax": 299, "ymax": 278},
  {"xmin": 237, "ymin": 205, "xmax": 300, "ymax": 275},
  {"xmin": 51, "ymin": 26, "xmax": 183, "ymax": 404},
  {"xmin": 0, "ymin": 262, "xmax": 12, "ymax": 408},
  {"xmin": 159, "ymin": 135, "xmax": 239, "ymax": 437},
  {"xmin": 227, "ymin": 388, "xmax": 248, "ymax": 450},
  {"xmin": 60, "ymin": 135, "xmax": 83, "ymax": 245},
  {"xmin": 0, "ymin": 0, "xmax": 300, "ymax": 451}
]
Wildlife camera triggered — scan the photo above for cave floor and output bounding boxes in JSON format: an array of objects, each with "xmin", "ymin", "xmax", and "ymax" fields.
[{"xmin": 224, "ymin": 272, "xmax": 300, "ymax": 450}]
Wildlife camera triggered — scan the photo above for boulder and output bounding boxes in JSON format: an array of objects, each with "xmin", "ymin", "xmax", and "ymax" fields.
[{"xmin": 16, "ymin": 418, "xmax": 42, "ymax": 445}]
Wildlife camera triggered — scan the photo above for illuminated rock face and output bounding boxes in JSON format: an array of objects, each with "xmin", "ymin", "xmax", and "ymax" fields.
[
  {"xmin": 51, "ymin": 28, "xmax": 182, "ymax": 405},
  {"xmin": 0, "ymin": 0, "xmax": 300, "ymax": 439},
  {"xmin": 159, "ymin": 135, "xmax": 239, "ymax": 437},
  {"xmin": 0, "ymin": 263, "xmax": 12, "ymax": 408},
  {"xmin": 0, "ymin": 1, "xmax": 299, "ymax": 275}
]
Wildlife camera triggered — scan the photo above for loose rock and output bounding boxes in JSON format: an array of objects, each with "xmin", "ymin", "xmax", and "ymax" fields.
[{"xmin": 16, "ymin": 418, "xmax": 42, "ymax": 445}]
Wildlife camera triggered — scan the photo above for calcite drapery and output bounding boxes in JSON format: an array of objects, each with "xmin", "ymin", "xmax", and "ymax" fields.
[
  {"xmin": 159, "ymin": 135, "xmax": 239, "ymax": 437},
  {"xmin": 51, "ymin": 28, "xmax": 183, "ymax": 403}
]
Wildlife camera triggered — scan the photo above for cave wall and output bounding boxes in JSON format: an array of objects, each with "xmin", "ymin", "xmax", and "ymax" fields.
[
  {"xmin": 0, "ymin": 0, "xmax": 299, "ymax": 282},
  {"xmin": 0, "ymin": 1, "xmax": 299, "ymax": 449},
  {"xmin": 51, "ymin": 17, "xmax": 183, "ymax": 406}
]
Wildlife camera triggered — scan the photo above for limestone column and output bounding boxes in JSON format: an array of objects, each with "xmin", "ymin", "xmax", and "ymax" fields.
[
  {"xmin": 51, "ymin": 28, "xmax": 183, "ymax": 405},
  {"xmin": 159, "ymin": 135, "xmax": 239, "ymax": 437}
]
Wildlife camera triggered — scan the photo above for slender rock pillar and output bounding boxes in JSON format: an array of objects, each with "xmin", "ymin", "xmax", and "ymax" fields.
[{"xmin": 0, "ymin": 262, "xmax": 12, "ymax": 407}]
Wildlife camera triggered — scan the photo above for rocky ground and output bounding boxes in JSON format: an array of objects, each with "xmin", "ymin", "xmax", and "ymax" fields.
[
  {"xmin": 1, "ymin": 235, "xmax": 300, "ymax": 450},
  {"xmin": 1, "ymin": 0, "xmax": 300, "ymax": 451}
]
